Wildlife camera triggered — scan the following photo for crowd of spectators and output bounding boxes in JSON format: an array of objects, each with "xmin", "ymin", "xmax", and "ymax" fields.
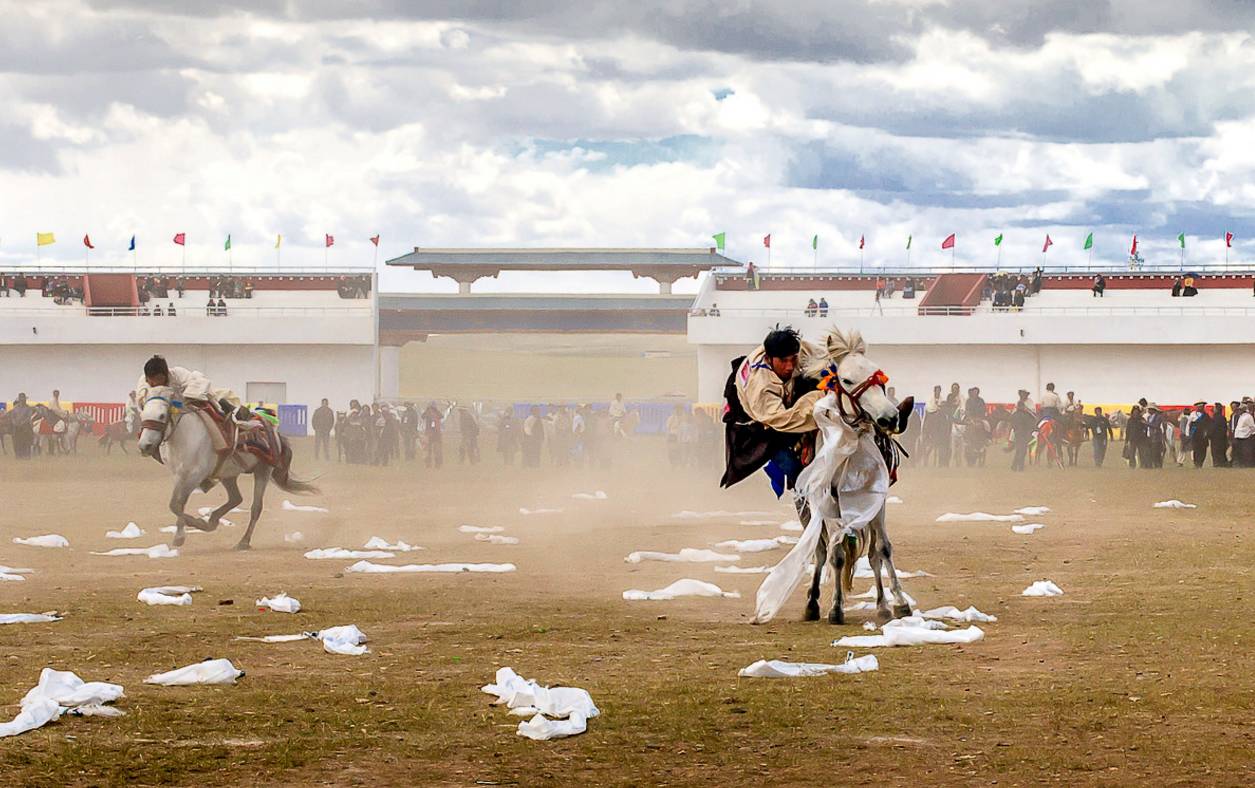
[{"xmin": 0, "ymin": 274, "xmax": 83, "ymax": 304}]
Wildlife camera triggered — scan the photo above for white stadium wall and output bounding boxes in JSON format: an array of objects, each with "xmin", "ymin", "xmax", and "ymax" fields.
[{"xmin": 1, "ymin": 344, "xmax": 375, "ymax": 410}]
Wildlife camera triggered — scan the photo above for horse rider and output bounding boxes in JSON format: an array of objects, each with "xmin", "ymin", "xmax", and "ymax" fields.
[
  {"xmin": 719, "ymin": 326, "xmax": 826, "ymax": 494},
  {"xmin": 135, "ymin": 355, "xmax": 255, "ymax": 427},
  {"xmin": 1040, "ymin": 382, "xmax": 1062, "ymax": 421}
]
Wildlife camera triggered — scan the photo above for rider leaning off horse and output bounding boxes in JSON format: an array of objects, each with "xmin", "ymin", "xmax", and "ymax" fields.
[
  {"xmin": 135, "ymin": 356, "xmax": 262, "ymax": 454},
  {"xmin": 719, "ymin": 327, "xmax": 912, "ymax": 496}
]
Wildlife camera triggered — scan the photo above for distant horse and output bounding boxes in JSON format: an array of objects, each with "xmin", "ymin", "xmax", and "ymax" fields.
[
  {"xmin": 1059, "ymin": 412, "xmax": 1087, "ymax": 466},
  {"xmin": 137, "ymin": 389, "xmax": 318, "ymax": 549},
  {"xmin": 1032, "ymin": 419, "xmax": 1065, "ymax": 468},
  {"xmin": 99, "ymin": 419, "xmax": 135, "ymax": 454}
]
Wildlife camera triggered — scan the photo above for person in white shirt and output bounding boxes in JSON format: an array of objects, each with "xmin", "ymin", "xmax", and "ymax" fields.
[
  {"xmin": 608, "ymin": 393, "xmax": 627, "ymax": 437},
  {"xmin": 1040, "ymin": 383, "xmax": 1062, "ymax": 420},
  {"xmin": 1233, "ymin": 400, "xmax": 1255, "ymax": 467}
]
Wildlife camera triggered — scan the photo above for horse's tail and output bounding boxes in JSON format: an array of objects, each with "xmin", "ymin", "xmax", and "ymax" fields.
[
  {"xmin": 840, "ymin": 529, "xmax": 869, "ymax": 593},
  {"xmin": 271, "ymin": 435, "xmax": 320, "ymax": 495}
]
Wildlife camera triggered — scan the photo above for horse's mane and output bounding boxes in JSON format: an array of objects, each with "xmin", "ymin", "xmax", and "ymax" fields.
[{"xmin": 802, "ymin": 326, "xmax": 867, "ymax": 379}]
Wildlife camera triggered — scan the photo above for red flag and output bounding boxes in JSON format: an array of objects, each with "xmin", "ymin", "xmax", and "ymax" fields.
[
  {"xmin": 859, "ymin": 235, "xmax": 865, "ymax": 250},
  {"xmin": 762, "ymin": 234, "xmax": 771, "ymax": 249},
  {"xmin": 1226, "ymin": 231, "xmax": 1234, "ymax": 248},
  {"xmin": 325, "ymin": 234, "xmax": 335, "ymax": 248},
  {"xmin": 369, "ymin": 235, "xmax": 380, "ymax": 247},
  {"xmin": 83, "ymin": 234, "xmax": 94, "ymax": 249},
  {"xmin": 1130, "ymin": 234, "xmax": 1137, "ymax": 256},
  {"xmin": 173, "ymin": 233, "xmax": 185, "ymax": 246},
  {"xmin": 941, "ymin": 233, "xmax": 955, "ymax": 250},
  {"xmin": 1042, "ymin": 234, "xmax": 1053, "ymax": 253}
]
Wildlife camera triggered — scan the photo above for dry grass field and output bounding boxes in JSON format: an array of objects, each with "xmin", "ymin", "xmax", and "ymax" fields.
[{"xmin": 1, "ymin": 441, "xmax": 1252, "ymax": 786}]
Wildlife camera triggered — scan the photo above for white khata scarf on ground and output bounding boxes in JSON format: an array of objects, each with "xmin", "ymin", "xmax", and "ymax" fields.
[{"xmin": 753, "ymin": 393, "xmax": 889, "ymax": 624}]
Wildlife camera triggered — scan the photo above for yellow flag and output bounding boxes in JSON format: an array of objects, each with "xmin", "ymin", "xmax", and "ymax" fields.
[
  {"xmin": 36, "ymin": 232, "xmax": 55, "ymax": 246},
  {"xmin": 275, "ymin": 234, "xmax": 282, "ymax": 249}
]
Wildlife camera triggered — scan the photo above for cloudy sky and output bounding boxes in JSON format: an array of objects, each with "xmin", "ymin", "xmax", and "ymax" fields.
[{"xmin": 4, "ymin": 0, "xmax": 1255, "ymax": 292}]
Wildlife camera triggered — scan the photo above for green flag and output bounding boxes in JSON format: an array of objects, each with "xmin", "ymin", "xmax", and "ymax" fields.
[
  {"xmin": 1178, "ymin": 232, "xmax": 1185, "ymax": 249},
  {"xmin": 811, "ymin": 234, "xmax": 818, "ymax": 250},
  {"xmin": 994, "ymin": 233, "xmax": 1003, "ymax": 247},
  {"xmin": 906, "ymin": 234, "xmax": 912, "ymax": 250},
  {"xmin": 712, "ymin": 232, "xmax": 725, "ymax": 251},
  {"xmin": 224, "ymin": 234, "xmax": 231, "ymax": 251},
  {"xmin": 1083, "ymin": 232, "xmax": 1093, "ymax": 250}
]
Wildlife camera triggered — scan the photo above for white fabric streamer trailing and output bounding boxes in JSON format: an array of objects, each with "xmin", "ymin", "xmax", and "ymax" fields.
[
  {"xmin": 476, "ymin": 534, "xmax": 520, "ymax": 545},
  {"xmin": 13, "ymin": 534, "xmax": 69, "ymax": 548},
  {"xmin": 0, "ymin": 668, "xmax": 125, "ymax": 738},
  {"xmin": 363, "ymin": 536, "xmax": 423, "ymax": 552},
  {"xmin": 935, "ymin": 512, "xmax": 1024, "ymax": 523},
  {"xmin": 144, "ymin": 658, "xmax": 243, "ymax": 686},
  {"xmin": 753, "ymin": 394, "xmax": 889, "ymax": 624},
  {"xmin": 1011, "ymin": 523, "xmax": 1046, "ymax": 534},
  {"xmin": 739, "ymin": 653, "xmax": 879, "ymax": 678},
  {"xmin": 345, "ymin": 560, "xmax": 516, "ymax": 574},
  {"xmin": 303, "ymin": 548, "xmax": 394, "ymax": 560},
  {"xmin": 1022, "ymin": 580, "xmax": 1064, "ymax": 597},
  {"xmin": 482, "ymin": 667, "xmax": 600, "ymax": 741},
  {"xmin": 282, "ymin": 500, "xmax": 329, "ymax": 513},
  {"xmin": 624, "ymin": 549, "xmax": 740, "ymax": 564},
  {"xmin": 256, "ymin": 593, "xmax": 301, "ymax": 613},
  {"xmin": 1153, "ymin": 500, "xmax": 1197, "ymax": 509},
  {"xmin": 91, "ymin": 545, "xmax": 179, "ymax": 559},
  {"xmin": 106, "ymin": 522, "xmax": 145, "ymax": 539},
  {"xmin": 0, "ymin": 613, "xmax": 62, "ymax": 625},
  {"xmin": 1013, "ymin": 506, "xmax": 1051, "ymax": 515},
  {"xmin": 622, "ymin": 579, "xmax": 740, "ymax": 600}
]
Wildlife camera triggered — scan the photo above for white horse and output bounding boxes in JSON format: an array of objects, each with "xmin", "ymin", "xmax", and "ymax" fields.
[
  {"xmin": 137, "ymin": 388, "xmax": 317, "ymax": 549},
  {"xmin": 799, "ymin": 327, "xmax": 914, "ymax": 625}
]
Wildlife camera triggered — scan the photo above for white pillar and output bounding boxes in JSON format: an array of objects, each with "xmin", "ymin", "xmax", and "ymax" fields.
[
  {"xmin": 379, "ymin": 345, "xmax": 401, "ymax": 400},
  {"xmin": 458, "ymin": 280, "xmax": 473, "ymax": 294},
  {"xmin": 658, "ymin": 279, "xmax": 673, "ymax": 294}
]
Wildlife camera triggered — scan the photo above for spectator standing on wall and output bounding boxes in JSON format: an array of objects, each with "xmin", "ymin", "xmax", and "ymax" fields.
[
  {"xmin": 1092, "ymin": 274, "xmax": 1106, "ymax": 297},
  {"xmin": 312, "ymin": 398, "xmax": 334, "ymax": 461}
]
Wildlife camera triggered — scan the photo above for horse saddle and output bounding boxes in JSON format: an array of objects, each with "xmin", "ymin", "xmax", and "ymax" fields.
[{"xmin": 189, "ymin": 401, "xmax": 281, "ymax": 469}]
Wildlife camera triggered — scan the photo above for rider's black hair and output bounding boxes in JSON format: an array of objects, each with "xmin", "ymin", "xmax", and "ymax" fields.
[
  {"xmin": 762, "ymin": 325, "xmax": 802, "ymax": 359},
  {"xmin": 143, "ymin": 355, "xmax": 169, "ymax": 378}
]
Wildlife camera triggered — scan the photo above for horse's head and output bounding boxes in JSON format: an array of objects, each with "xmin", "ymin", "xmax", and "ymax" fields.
[
  {"xmin": 137, "ymin": 387, "xmax": 174, "ymax": 456},
  {"xmin": 807, "ymin": 326, "xmax": 900, "ymax": 432}
]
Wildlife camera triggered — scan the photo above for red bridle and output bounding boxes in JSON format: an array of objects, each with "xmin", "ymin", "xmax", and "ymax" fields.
[{"xmin": 819, "ymin": 366, "xmax": 890, "ymax": 425}]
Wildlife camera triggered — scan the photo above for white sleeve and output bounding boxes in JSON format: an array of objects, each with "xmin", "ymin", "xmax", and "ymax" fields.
[{"xmin": 172, "ymin": 367, "xmax": 212, "ymax": 401}]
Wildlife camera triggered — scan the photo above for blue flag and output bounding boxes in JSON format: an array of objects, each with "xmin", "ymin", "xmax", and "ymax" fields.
[{"xmin": 128, "ymin": 235, "xmax": 136, "ymax": 251}]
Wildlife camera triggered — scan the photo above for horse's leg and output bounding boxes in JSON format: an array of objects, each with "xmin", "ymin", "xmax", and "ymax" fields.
[
  {"xmin": 867, "ymin": 526, "xmax": 893, "ymax": 625},
  {"xmin": 235, "ymin": 467, "xmax": 270, "ymax": 550},
  {"xmin": 203, "ymin": 476, "xmax": 244, "ymax": 531},
  {"xmin": 826, "ymin": 538, "xmax": 846, "ymax": 625},
  {"xmin": 796, "ymin": 497, "xmax": 824, "ymax": 621},
  {"xmin": 167, "ymin": 476, "xmax": 201, "ymax": 548},
  {"xmin": 873, "ymin": 510, "xmax": 912, "ymax": 619}
]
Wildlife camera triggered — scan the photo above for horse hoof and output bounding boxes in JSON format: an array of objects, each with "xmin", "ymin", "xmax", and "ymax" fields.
[
  {"xmin": 873, "ymin": 607, "xmax": 894, "ymax": 625},
  {"xmin": 170, "ymin": 535, "xmax": 186, "ymax": 548},
  {"xmin": 892, "ymin": 603, "xmax": 912, "ymax": 619},
  {"xmin": 827, "ymin": 609, "xmax": 845, "ymax": 625},
  {"xmin": 803, "ymin": 602, "xmax": 820, "ymax": 622},
  {"xmin": 233, "ymin": 541, "xmax": 251, "ymax": 551}
]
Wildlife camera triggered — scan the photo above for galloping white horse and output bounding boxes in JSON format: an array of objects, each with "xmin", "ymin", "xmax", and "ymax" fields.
[
  {"xmin": 137, "ymin": 389, "xmax": 317, "ymax": 549},
  {"xmin": 799, "ymin": 327, "xmax": 913, "ymax": 625}
]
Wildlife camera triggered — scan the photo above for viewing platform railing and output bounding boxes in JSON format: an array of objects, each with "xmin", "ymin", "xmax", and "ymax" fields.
[{"xmin": 690, "ymin": 303, "xmax": 1255, "ymax": 318}]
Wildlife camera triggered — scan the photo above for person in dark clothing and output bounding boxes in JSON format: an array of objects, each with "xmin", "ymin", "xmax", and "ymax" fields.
[
  {"xmin": 1125, "ymin": 406, "xmax": 1147, "ymax": 468},
  {"xmin": 1171, "ymin": 277, "xmax": 1183, "ymax": 297},
  {"xmin": 497, "ymin": 410, "xmax": 519, "ymax": 465},
  {"xmin": 401, "ymin": 403, "xmax": 419, "ymax": 461},
  {"xmin": 1144, "ymin": 405, "xmax": 1165, "ymax": 468},
  {"xmin": 1092, "ymin": 274, "xmax": 1106, "ymax": 297},
  {"xmin": 9, "ymin": 392, "xmax": 35, "ymax": 459},
  {"xmin": 1189, "ymin": 401, "xmax": 1210, "ymax": 468},
  {"xmin": 457, "ymin": 407, "xmax": 481, "ymax": 464},
  {"xmin": 311, "ymin": 398, "xmax": 335, "ymax": 461},
  {"xmin": 422, "ymin": 402, "xmax": 444, "ymax": 467},
  {"xmin": 1210, "ymin": 403, "xmax": 1230, "ymax": 467},
  {"xmin": 1089, "ymin": 407, "xmax": 1112, "ymax": 467},
  {"xmin": 1010, "ymin": 391, "xmax": 1037, "ymax": 471}
]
